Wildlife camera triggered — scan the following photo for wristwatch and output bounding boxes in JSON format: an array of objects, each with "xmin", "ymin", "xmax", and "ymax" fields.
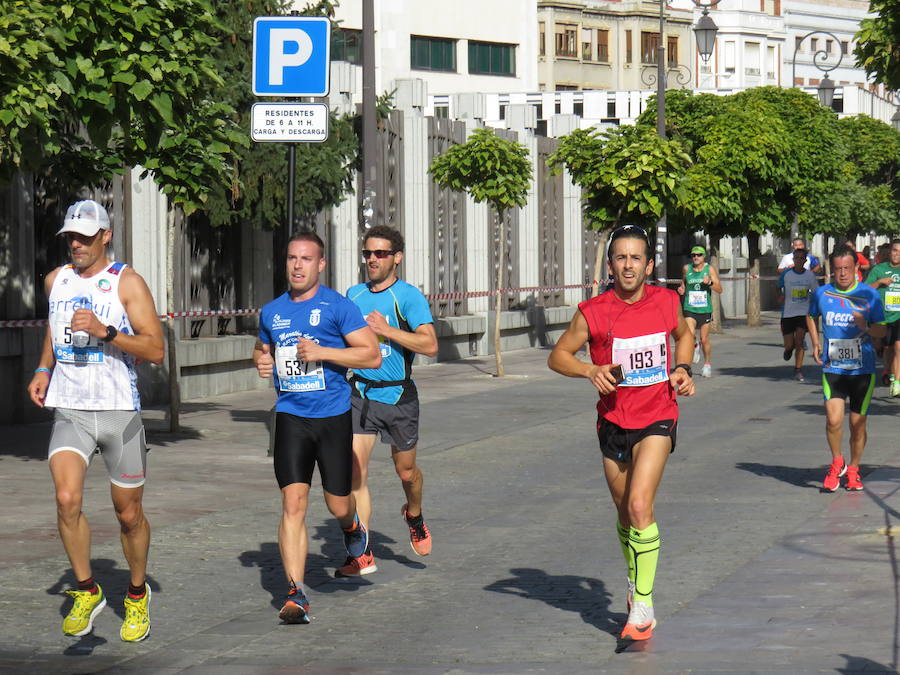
[
  {"xmin": 102, "ymin": 325, "xmax": 118, "ymax": 343},
  {"xmin": 671, "ymin": 363, "xmax": 693, "ymax": 378}
]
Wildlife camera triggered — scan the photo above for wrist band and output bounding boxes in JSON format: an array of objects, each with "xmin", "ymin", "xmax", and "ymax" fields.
[{"xmin": 34, "ymin": 367, "xmax": 52, "ymax": 375}]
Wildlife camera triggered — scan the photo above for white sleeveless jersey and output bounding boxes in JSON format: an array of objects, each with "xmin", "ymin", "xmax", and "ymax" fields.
[{"xmin": 45, "ymin": 262, "xmax": 140, "ymax": 411}]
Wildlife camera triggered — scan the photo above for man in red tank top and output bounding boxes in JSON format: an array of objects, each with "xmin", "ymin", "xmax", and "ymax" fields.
[{"xmin": 548, "ymin": 224, "xmax": 695, "ymax": 642}]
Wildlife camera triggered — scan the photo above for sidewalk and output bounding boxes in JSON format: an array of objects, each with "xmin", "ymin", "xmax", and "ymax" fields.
[{"xmin": 0, "ymin": 314, "xmax": 897, "ymax": 674}]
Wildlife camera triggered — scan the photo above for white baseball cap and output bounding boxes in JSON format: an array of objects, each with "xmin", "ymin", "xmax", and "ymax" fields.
[{"xmin": 57, "ymin": 200, "xmax": 111, "ymax": 237}]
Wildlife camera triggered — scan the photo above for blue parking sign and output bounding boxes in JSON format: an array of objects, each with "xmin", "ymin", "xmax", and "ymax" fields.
[{"xmin": 253, "ymin": 16, "xmax": 331, "ymax": 97}]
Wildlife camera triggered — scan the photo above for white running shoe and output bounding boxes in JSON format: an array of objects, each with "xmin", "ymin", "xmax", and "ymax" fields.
[
  {"xmin": 701, "ymin": 364, "xmax": 712, "ymax": 378},
  {"xmin": 621, "ymin": 600, "xmax": 656, "ymax": 641},
  {"xmin": 693, "ymin": 343, "xmax": 701, "ymax": 364}
]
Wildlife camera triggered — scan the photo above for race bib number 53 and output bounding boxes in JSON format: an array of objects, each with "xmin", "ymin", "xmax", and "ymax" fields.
[
  {"xmin": 612, "ymin": 332, "xmax": 669, "ymax": 387},
  {"xmin": 275, "ymin": 345, "xmax": 325, "ymax": 392}
]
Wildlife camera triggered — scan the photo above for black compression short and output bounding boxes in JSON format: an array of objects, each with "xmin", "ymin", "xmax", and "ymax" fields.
[{"xmin": 273, "ymin": 411, "xmax": 352, "ymax": 495}]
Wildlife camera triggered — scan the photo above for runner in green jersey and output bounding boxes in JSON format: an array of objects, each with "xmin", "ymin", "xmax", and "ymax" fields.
[
  {"xmin": 866, "ymin": 239, "xmax": 900, "ymax": 396},
  {"xmin": 677, "ymin": 246, "xmax": 722, "ymax": 378}
]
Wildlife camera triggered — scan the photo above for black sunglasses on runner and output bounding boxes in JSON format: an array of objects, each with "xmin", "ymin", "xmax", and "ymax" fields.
[{"xmin": 362, "ymin": 249, "xmax": 396, "ymax": 259}]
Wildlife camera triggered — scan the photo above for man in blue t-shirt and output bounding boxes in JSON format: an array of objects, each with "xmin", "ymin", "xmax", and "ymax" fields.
[
  {"xmin": 253, "ymin": 231, "xmax": 381, "ymax": 623},
  {"xmin": 336, "ymin": 225, "xmax": 438, "ymax": 578},
  {"xmin": 807, "ymin": 245, "xmax": 886, "ymax": 493}
]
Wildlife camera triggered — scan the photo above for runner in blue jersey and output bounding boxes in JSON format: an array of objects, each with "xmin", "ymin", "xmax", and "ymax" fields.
[
  {"xmin": 254, "ymin": 231, "xmax": 381, "ymax": 623},
  {"xmin": 806, "ymin": 245, "xmax": 886, "ymax": 492},
  {"xmin": 336, "ymin": 225, "xmax": 438, "ymax": 577}
]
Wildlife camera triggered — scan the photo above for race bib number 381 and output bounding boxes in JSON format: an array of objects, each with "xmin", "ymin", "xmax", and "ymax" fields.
[
  {"xmin": 276, "ymin": 345, "xmax": 325, "ymax": 392},
  {"xmin": 612, "ymin": 332, "xmax": 669, "ymax": 387},
  {"xmin": 827, "ymin": 337, "xmax": 862, "ymax": 371}
]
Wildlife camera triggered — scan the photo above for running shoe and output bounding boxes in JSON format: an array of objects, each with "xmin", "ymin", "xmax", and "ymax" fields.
[
  {"xmin": 278, "ymin": 588, "xmax": 310, "ymax": 624},
  {"xmin": 891, "ymin": 380, "xmax": 900, "ymax": 398},
  {"xmin": 62, "ymin": 584, "xmax": 106, "ymax": 637},
  {"xmin": 401, "ymin": 503, "xmax": 432, "ymax": 556},
  {"xmin": 342, "ymin": 514, "xmax": 368, "ymax": 559},
  {"xmin": 693, "ymin": 342, "xmax": 701, "ymax": 364},
  {"xmin": 620, "ymin": 599, "xmax": 656, "ymax": 641},
  {"xmin": 120, "ymin": 584, "xmax": 151, "ymax": 642},
  {"xmin": 783, "ymin": 347, "xmax": 793, "ymax": 361},
  {"xmin": 881, "ymin": 372, "xmax": 891, "ymax": 387},
  {"xmin": 335, "ymin": 551, "xmax": 378, "ymax": 577},
  {"xmin": 845, "ymin": 466, "xmax": 863, "ymax": 491},
  {"xmin": 700, "ymin": 364, "xmax": 712, "ymax": 378},
  {"xmin": 823, "ymin": 456, "xmax": 847, "ymax": 492},
  {"xmin": 794, "ymin": 369, "xmax": 805, "ymax": 382},
  {"xmin": 626, "ymin": 579, "xmax": 635, "ymax": 614}
]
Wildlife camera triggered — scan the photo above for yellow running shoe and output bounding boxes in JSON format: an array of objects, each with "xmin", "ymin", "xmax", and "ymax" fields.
[
  {"xmin": 120, "ymin": 584, "xmax": 151, "ymax": 642},
  {"xmin": 62, "ymin": 584, "xmax": 106, "ymax": 636}
]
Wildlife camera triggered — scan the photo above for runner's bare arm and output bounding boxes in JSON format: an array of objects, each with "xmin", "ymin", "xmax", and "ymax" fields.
[
  {"xmin": 297, "ymin": 326, "xmax": 381, "ymax": 370},
  {"xmin": 27, "ymin": 269, "xmax": 62, "ymax": 407},
  {"xmin": 548, "ymin": 310, "xmax": 620, "ymax": 394},
  {"xmin": 366, "ymin": 310, "xmax": 438, "ymax": 357},
  {"xmin": 83, "ymin": 268, "xmax": 164, "ymax": 364},
  {"xmin": 806, "ymin": 315, "xmax": 822, "ymax": 364},
  {"xmin": 708, "ymin": 266, "xmax": 723, "ymax": 294},
  {"xmin": 677, "ymin": 264, "xmax": 687, "ymax": 295},
  {"xmin": 669, "ymin": 308, "xmax": 696, "ymax": 396},
  {"xmin": 253, "ymin": 340, "xmax": 274, "ymax": 378}
]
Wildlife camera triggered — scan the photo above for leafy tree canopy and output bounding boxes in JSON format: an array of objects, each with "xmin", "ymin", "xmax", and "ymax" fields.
[
  {"xmin": 0, "ymin": 0, "xmax": 247, "ymax": 214},
  {"xmin": 429, "ymin": 127, "xmax": 532, "ymax": 213},
  {"xmin": 855, "ymin": 0, "xmax": 900, "ymax": 89}
]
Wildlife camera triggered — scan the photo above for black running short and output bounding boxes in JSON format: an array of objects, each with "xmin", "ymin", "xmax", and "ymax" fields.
[
  {"xmin": 822, "ymin": 373, "xmax": 876, "ymax": 415},
  {"xmin": 683, "ymin": 311, "xmax": 712, "ymax": 327},
  {"xmin": 597, "ymin": 417, "xmax": 677, "ymax": 463},
  {"xmin": 780, "ymin": 316, "xmax": 808, "ymax": 335},
  {"xmin": 273, "ymin": 411, "xmax": 352, "ymax": 495},
  {"xmin": 887, "ymin": 320, "xmax": 900, "ymax": 346}
]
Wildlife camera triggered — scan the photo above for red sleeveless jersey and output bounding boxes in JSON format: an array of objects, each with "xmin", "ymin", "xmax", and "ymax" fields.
[{"xmin": 578, "ymin": 284, "xmax": 681, "ymax": 429}]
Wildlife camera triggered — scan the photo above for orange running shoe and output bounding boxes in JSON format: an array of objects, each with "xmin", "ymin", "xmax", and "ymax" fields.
[
  {"xmin": 401, "ymin": 504, "xmax": 432, "ymax": 556},
  {"xmin": 278, "ymin": 588, "xmax": 310, "ymax": 624},
  {"xmin": 823, "ymin": 457, "xmax": 847, "ymax": 492},
  {"xmin": 335, "ymin": 551, "xmax": 378, "ymax": 577},
  {"xmin": 845, "ymin": 466, "xmax": 863, "ymax": 491},
  {"xmin": 620, "ymin": 600, "xmax": 656, "ymax": 641}
]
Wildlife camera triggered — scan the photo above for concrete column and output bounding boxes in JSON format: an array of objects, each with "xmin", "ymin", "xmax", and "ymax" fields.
[
  {"xmin": 505, "ymin": 105, "xmax": 539, "ymax": 294},
  {"xmin": 549, "ymin": 115, "xmax": 584, "ymax": 306},
  {"xmin": 462, "ymin": 118, "xmax": 490, "ymax": 314},
  {"xmin": 330, "ymin": 177, "xmax": 359, "ymax": 294},
  {"xmin": 127, "ymin": 167, "xmax": 168, "ymax": 313}
]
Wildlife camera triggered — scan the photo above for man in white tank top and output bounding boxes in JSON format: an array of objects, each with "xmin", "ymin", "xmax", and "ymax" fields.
[{"xmin": 26, "ymin": 200, "xmax": 164, "ymax": 642}]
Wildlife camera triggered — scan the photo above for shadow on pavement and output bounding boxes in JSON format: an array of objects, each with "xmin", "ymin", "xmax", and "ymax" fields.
[
  {"xmin": 0, "ymin": 422, "xmax": 52, "ymax": 460},
  {"xmin": 63, "ymin": 633, "xmax": 108, "ymax": 657},
  {"xmin": 788, "ymin": 401, "xmax": 898, "ymax": 417},
  {"xmin": 484, "ymin": 567, "xmax": 621, "ymax": 636},
  {"xmin": 47, "ymin": 559, "xmax": 161, "ymax": 621},
  {"xmin": 716, "ymin": 365, "xmax": 814, "ymax": 381},
  {"xmin": 838, "ymin": 653, "xmax": 899, "ymax": 674},
  {"xmin": 735, "ymin": 462, "xmax": 825, "ymax": 489}
]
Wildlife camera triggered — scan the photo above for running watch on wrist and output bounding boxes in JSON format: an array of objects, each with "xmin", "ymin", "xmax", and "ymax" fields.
[
  {"xmin": 672, "ymin": 363, "xmax": 693, "ymax": 378},
  {"xmin": 102, "ymin": 325, "xmax": 118, "ymax": 343}
]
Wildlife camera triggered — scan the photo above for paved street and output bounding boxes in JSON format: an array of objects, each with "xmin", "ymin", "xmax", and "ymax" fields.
[{"xmin": 0, "ymin": 313, "xmax": 898, "ymax": 674}]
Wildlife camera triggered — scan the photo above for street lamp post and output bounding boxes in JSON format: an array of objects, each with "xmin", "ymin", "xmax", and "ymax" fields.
[
  {"xmin": 791, "ymin": 31, "xmax": 843, "ymax": 107},
  {"xmin": 651, "ymin": 0, "xmax": 719, "ymax": 284}
]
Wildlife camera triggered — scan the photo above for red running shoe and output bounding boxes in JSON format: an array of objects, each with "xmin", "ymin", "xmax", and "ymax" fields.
[
  {"xmin": 401, "ymin": 504, "xmax": 432, "ymax": 556},
  {"xmin": 845, "ymin": 466, "xmax": 863, "ymax": 491},
  {"xmin": 823, "ymin": 457, "xmax": 847, "ymax": 492}
]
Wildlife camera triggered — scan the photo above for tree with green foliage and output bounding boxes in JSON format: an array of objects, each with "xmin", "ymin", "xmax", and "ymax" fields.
[
  {"xmin": 0, "ymin": 0, "xmax": 245, "ymax": 214},
  {"xmin": 548, "ymin": 122, "xmax": 692, "ymax": 295},
  {"xmin": 854, "ymin": 0, "xmax": 900, "ymax": 89},
  {"xmin": 429, "ymin": 127, "xmax": 532, "ymax": 376}
]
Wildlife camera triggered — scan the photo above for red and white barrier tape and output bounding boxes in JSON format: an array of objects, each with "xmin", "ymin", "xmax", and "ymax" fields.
[{"xmin": 0, "ymin": 275, "xmax": 828, "ymax": 328}]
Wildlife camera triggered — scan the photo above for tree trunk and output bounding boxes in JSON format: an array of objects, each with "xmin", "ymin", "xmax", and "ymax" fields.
[
  {"xmin": 746, "ymin": 231, "xmax": 761, "ymax": 327},
  {"xmin": 165, "ymin": 208, "xmax": 180, "ymax": 432},
  {"xmin": 493, "ymin": 210, "xmax": 505, "ymax": 377},
  {"xmin": 709, "ymin": 237, "xmax": 723, "ymax": 334},
  {"xmin": 591, "ymin": 227, "xmax": 611, "ymax": 297}
]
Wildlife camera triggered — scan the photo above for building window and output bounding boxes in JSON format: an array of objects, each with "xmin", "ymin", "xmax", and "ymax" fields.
[
  {"xmin": 841, "ymin": 40, "xmax": 849, "ymax": 55},
  {"xmin": 766, "ymin": 45, "xmax": 776, "ymax": 80},
  {"xmin": 332, "ymin": 28, "xmax": 362, "ymax": 64},
  {"xmin": 810, "ymin": 38, "xmax": 818, "ymax": 53},
  {"xmin": 744, "ymin": 41, "xmax": 761, "ymax": 77},
  {"xmin": 469, "ymin": 41, "xmax": 516, "ymax": 76},
  {"xmin": 641, "ymin": 32, "xmax": 660, "ymax": 64},
  {"xmin": 555, "ymin": 23, "xmax": 577, "ymax": 58},
  {"xmin": 434, "ymin": 106, "xmax": 449, "ymax": 119},
  {"xmin": 667, "ymin": 36, "xmax": 678, "ymax": 65},
  {"xmin": 539, "ymin": 22, "xmax": 545, "ymax": 57},
  {"xmin": 724, "ymin": 41, "xmax": 735, "ymax": 74},
  {"xmin": 597, "ymin": 30, "xmax": 609, "ymax": 61},
  {"xmin": 762, "ymin": 0, "xmax": 780, "ymax": 15},
  {"xmin": 826, "ymin": 39, "xmax": 833, "ymax": 53},
  {"xmin": 411, "ymin": 35, "xmax": 456, "ymax": 72},
  {"xmin": 795, "ymin": 36, "xmax": 802, "ymax": 52},
  {"xmin": 582, "ymin": 28, "xmax": 593, "ymax": 61},
  {"xmin": 626, "ymin": 30, "xmax": 633, "ymax": 63}
]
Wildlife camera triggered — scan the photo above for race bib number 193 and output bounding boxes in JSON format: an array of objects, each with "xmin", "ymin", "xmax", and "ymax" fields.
[
  {"xmin": 612, "ymin": 332, "xmax": 669, "ymax": 387},
  {"xmin": 275, "ymin": 345, "xmax": 325, "ymax": 392}
]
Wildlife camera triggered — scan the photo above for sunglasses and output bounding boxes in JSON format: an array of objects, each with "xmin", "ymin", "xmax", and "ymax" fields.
[
  {"xmin": 362, "ymin": 249, "xmax": 396, "ymax": 259},
  {"xmin": 691, "ymin": 253, "xmax": 704, "ymax": 257}
]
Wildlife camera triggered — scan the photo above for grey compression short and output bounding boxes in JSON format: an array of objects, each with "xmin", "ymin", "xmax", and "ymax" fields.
[{"xmin": 48, "ymin": 409, "xmax": 147, "ymax": 488}]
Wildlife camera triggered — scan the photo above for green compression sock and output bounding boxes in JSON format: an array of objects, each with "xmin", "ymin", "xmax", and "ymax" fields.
[
  {"xmin": 629, "ymin": 522, "xmax": 660, "ymax": 607},
  {"xmin": 617, "ymin": 520, "xmax": 635, "ymax": 582}
]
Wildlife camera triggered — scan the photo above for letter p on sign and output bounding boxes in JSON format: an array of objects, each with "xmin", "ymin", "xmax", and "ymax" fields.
[{"xmin": 253, "ymin": 16, "xmax": 330, "ymax": 96}]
